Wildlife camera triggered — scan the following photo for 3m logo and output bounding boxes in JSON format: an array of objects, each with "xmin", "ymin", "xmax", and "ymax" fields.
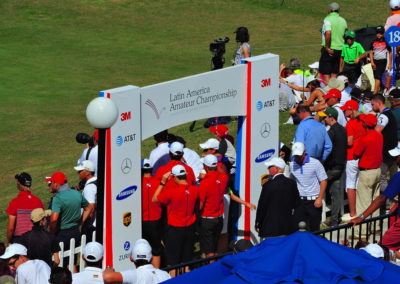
[
  {"xmin": 120, "ymin": 111, "xmax": 131, "ymax": 121},
  {"xmin": 261, "ymin": 78, "xmax": 271, "ymax": 88}
]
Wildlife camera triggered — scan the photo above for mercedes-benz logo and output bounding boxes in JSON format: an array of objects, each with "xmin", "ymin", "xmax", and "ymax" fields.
[
  {"xmin": 260, "ymin": 122, "xmax": 271, "ymax": 138},
  {"xmin": 121, "ymin": 158, "xmax": 132, "ymax": 174}
]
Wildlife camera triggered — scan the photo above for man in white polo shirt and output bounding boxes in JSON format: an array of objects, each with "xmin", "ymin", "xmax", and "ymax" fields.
[
  {"xmin": 103, "ymin": 239, "xmax": 170, "ymax": 283},
  {"xmin": 72, "ymin": 242, "xmax": 104, "ymax": 283},
  {"xmin": 0, "ymin": 243, "xmax": 50, "ymax": 284},
  {"xmin": 290, "ymin": 142, "xmax": 328, "ymax": 232}
]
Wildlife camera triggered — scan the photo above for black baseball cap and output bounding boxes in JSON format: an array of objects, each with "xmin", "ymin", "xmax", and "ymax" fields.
[
  {"xmin": 389, "ymin": 87, "xmax": 400, "ymax": 99},
  {"xmin": 376, "ymin": 26, "xmax": 385, "ymax": 34},
  {"xmin": 15, "ymin": 172, "xmax": 32, "ymax": 187}
]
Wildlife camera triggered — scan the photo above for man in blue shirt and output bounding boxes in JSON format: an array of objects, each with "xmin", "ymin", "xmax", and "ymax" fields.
[{"xmin": 294, "ymin": 105, "xmax": 332, "ymax": 161}]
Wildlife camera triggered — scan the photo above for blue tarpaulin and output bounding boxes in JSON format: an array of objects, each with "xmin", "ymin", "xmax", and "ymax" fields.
[{"xmin": 165, "ymin": 232, "xmax": 400, "ymax": 283}]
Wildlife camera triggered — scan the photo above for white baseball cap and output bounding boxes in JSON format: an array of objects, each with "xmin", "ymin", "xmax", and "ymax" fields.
[
  {"xmin": 360, "ymin": 244, "xmax": 384, "ymax": 258},
  {"xmin": 141, "ymin": 158, "xmax": 152, "ymax": 169},
  {"xmin": 389, "ymin": 142, "xmax": 400, "ymax": 157},
  {"xmin": 337, "ymin": 75, "xmax": 349, "ymax": 84},
  {"xmin": 74, "ymin": 160, "xmax": 95, "ymax": 172},
  {"xmin": 264, "ymin": 157, "xmax": 286, "ymax": 170},
  {"xmin": 83, "ymin": 242, "xmax": 104, "ymax": 262},
  {"xmin": 131, "ymin": 239, "xmax": 152, "ymax": 262},
  {"xmin": 391, "ymin": 0, "xmax": 400, "ymax": 9},
  {"xmin": 199, "ymin": 138, "xmax": 220, "ymax": 150},
  {"xmin": 171, "ymin": 165, "xmax": 186, "ymax": 176},
  {"xmin": 200, "ymin": 154, "xmax": 218, "ymax": 167},
  {"xmin": 308, "ymin": 62, "xmax": 319, "ymax": 69},
  {"xmin": 292, "ymin": 142, "xmax": 305, "ymax": 156},
  {"xmin": 170, "ymin": 142, "xmax": 184, "ymax": 155},
  {"xmin": 0, "ymin": 244, "xmax": 27, "ymax": 259}
]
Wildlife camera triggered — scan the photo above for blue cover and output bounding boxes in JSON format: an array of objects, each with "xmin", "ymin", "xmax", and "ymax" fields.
[{"xmin": 165, "ymin": 232, "xmax": 400, "ymax": 283}]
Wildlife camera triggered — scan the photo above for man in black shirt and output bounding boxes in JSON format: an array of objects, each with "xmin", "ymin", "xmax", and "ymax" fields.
[
  {"xmin": 319, "ymin": 107, "xmax": 347, "ymax": 226},
  {"xmin": 19, "ymin": 208, "xmax": 60, "ymax": 267},
  {"xmin": 255, "ymin": 157, "xmax": 300, "ymax": 239}
]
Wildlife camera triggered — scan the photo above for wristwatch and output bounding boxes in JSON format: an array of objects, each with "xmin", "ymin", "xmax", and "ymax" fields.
[{"xmin": 358, "ymin": 213, "xmax": 365, "ymax": 220}]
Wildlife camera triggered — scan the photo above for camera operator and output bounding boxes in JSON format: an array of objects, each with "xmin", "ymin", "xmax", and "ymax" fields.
[
  {"xmin": 77, "ymin": 130, "xmax": 98, "ymax": 177},
  {"xmin": 233, "ymin": 27, "xmax": 251, "ymax": 65}
]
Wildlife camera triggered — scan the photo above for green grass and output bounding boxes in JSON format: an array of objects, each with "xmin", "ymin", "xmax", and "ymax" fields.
[{"xmin": 0, "ymin": 0, "xmax": 389, "ymax": 243}]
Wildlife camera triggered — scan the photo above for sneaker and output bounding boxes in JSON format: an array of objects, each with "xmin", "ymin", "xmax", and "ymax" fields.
[
  {"xmin": 284, "ymin": 116, "xmax": 293, "ymax": 125},
  {"xmin": 341, "ymin": 213, "xmax": 355, "ymax": 222}
]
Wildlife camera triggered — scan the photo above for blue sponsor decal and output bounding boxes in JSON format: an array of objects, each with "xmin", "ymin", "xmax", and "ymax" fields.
[
  {"xmin": 256, "ymin": 101, "xmax": 263, "ymax": 111},
  {"xmin": 116, "ymin": 185, "xmax": 137, "ymax": 200},
  {"xmin": 255, "ymin": 149, "xmax": 275, "ymax": 163},
  {"xmin": 124, "ymin": 241, "xmax": 130, "ymax": 251},
  {"xmin": 116, "ymin": 135, "xmax": 123, "ymax": 146}
]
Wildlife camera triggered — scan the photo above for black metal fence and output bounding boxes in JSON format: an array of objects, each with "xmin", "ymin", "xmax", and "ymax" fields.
[{"xmin": 162, "ymin": 213, "xmax": 397, "ymax": 276}]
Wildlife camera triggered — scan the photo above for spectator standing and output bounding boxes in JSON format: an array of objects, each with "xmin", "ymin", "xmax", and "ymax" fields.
[
  {"xmin": 233, "ymin": 27, "xmax": 251, "ymax": 65},
  {"xmin": 74, "ymin": 160, "xmax": 97, "ymax": 241},
  {"xmin": 198, "ymin": 155, "xmax": 228, "ymax": 257},
  {"xmin": 19, "ymin": 208, "xmax": 60, "ymax": 267},
  {"xmin": 294, "ymin": 105, "xmax": 332, "ymax": 161},
  {"xmin": 371, "ymin": 94, "xmax": 398, "ymax": 191},
  {"xmin": 370, "ymin": 26, "xmax": 392, "ymax": 94},
  {"xmin": 319, "ymin": 107, "xmax": 347, "ymax": 226},
  {"xmin": 319, "ymin": 2, "xmax": 347, "ymax": 84},
  {"xmin": 290, "ymin": 142, "xmax": 328, "ymax": 232},
  {"xmin": 340, "ymin": 100, "xmax": 366, "ymax": 221},
  {"xmin": 389, "ymin": 87, "xmax": 400, "ymax": 141},
  {"xmin": 77, "ymin": 130, "xmax": 98, "ymax": 176},
  {"xmin": 47, "ymin": 172, "xmax": 90, "ymax": 267},
  {"xmin": 339, "ymin": 30, "xmax": 367, "ymax": 82},
  {"xmin": 152, "ymin": 166, "xmax": 198, "ymax": 276},
  {"xmin": 353, "ymin": 114, "xmax": 383, "ymax": 238},
  {"xmin": 6, "ymin": 172, "xmax": 44, "ymax": 246},
  {"xmin": 323, "ymin": 88, "xmax": 348, "ymax": 127},
  {"xmin": 149, "ymin": 130, "xmax": 170, "ymax": 173},
  {"xmin": 174, "ymin": 136, "xmax": 203, "ymax": 182},
  {"xmin": 103, "ymin": 239, "xmax": 170, "ymax": 283},
  {"xmin": 72, "ymin": 242, "xmax": 104, "ymax": 283},
  {"xmin": 141, "ymin": 159, "xmax": 162, "ymax": 269},
  {"xmin": 0, "ymin": 243, "xmax": 50, "ymax": 284},
  {"xmin": 255, "ymin": 157, "xmax": 300, "ymax": 238}
]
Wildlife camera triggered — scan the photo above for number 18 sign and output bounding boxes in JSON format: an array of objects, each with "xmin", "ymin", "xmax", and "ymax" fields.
[{"xmin": 385, "ymin": 26, "xmax": 400, "ymax": 87}]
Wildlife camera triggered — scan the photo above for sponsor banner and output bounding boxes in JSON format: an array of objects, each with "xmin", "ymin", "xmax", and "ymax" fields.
[
  {"xmin": 101, "ymin": 85, "xmax": 142, "ymax": 270},
  {"xmin": 141, "ymin": 66, "xmax": 247, "ymax": 140}
]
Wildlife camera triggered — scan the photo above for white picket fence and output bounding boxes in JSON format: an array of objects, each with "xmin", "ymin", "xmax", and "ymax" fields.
[{"xmin": 58, "ymin": 231, "xmax": 96, "ymax": 272}]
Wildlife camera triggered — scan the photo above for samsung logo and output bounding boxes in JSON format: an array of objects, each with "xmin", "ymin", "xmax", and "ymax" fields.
[
  {"xmin": 116, "ymin": 186, "xmax": 137, "ymax": 200},
  {"xmin": 255, "ymin": 149, "xmax": 275, "ymax": 163}
]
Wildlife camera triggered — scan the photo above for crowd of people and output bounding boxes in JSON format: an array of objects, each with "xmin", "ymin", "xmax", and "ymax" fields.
[{"xmin": 3, "ymin": 1, "xmax": 400, "ymax": 283}]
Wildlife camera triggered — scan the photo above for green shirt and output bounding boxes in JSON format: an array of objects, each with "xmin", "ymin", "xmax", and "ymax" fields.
[
  {"xmin": 52, "ymin": 188, "xmax": 89, "ymax": 230},
  {"xmin": 341, "ymin": 42, "xmax": 365, "ymax": 64},
  {"xmin": 321, "ymin": 12, "xmax": 347, "ymax": 50}
]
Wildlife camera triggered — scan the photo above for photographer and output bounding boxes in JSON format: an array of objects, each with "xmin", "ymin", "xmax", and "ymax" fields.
[
  {"xmin": 233, "ymin": 27, "xmax": 251, "ymax": 65},
  {"xmin": 77, "ymin": 130, "xmax": 98, "ymax": 176}
]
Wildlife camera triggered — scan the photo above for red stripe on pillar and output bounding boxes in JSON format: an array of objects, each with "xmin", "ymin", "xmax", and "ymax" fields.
[
  {"xmin": 244, "ymin": 62, "xmax": 252, "ymax": 240},
  {"xmin": 105, "ymin": 92, "xmax": 113, "ymax": 266}
]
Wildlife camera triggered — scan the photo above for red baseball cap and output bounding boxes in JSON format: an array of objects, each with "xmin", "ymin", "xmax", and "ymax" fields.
[
  {"xmin": 340, "ymin": 100, "xmax": 359, "ymax": 111},
  {"xmin": 48, "ymin": 172, "xmax": 67, "ymax": 185},
  {"xmin": 360, "ymin": 113, "xmax": 377, "ymax": 127},
  {"xmin": 209, "ymin": 124, "xmax": 229, "ymax": 137},
  {"xmin": 323, "ymin": 88, "xmax": 342, "ymax": 99}
]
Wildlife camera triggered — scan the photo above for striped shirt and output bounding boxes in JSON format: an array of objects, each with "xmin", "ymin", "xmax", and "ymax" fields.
[{"xmin": 290, "ymin": 155, "xmax": 327, "ymax": 196}]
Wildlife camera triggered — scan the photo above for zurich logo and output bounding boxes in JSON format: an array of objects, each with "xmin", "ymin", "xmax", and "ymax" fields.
[
  {"xmin": 124, "ymin": 241, "xmax": 130, "ymax": 251},
  {"xmin": 256, "ymin": 101, "xmax": 263, "ymax": 111},
  {"xmin": 116, "ymin": 186, "xmax": 137, "ymax": 200},
  {"xmin": 255, "ymin": 149, "xmax": 275, "ymax": 163},
  {"xmin": 116, "ymin": 136, "xmax": 123, "ymax": 147}
]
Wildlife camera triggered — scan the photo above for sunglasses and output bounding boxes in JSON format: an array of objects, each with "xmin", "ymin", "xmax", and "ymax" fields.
[{"xmin": 7, "ymin": 256, "xmax": 19, "ymax": 268}]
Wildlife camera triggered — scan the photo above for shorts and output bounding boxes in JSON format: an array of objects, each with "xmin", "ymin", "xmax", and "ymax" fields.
[
  {"xmin": 345, "ymin": 159, "xmax": 360, "ymax": 190},
  {"xmin": 319, "ymin": 47, "xmax": 341, "ymax": 75},
  {"xmin": 373, "ymin": 59, "xmax": 387, "ymax": 80},
  {"xmin": 200, "ymin": 217, "xmax": 223, "ymax": 254},
  {"xmin": 165, "ymin": 223, "xmax": 195, "ymax": 266},
  {"xmin": 142, "ymin": 219, "xmax": 163, "ymax": 256}
]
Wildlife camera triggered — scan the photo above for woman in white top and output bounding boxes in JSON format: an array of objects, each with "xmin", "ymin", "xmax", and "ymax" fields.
[{"xmin": 233, "ymin": 27, "xmax": 251, "ymax": 65}]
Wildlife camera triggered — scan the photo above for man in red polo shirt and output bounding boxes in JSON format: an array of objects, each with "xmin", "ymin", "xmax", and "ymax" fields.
[
  {"xmin": 7, "ymin": 172, "xmax": 44, "ymax": 245},
  {"xmin": 141, "ymin": 159, "xmax": 162, "ymax": 268},
  {"xmin": 152, "ymin": 165, "xmax": 198, "ymax": 276},
  {"xmin": 353, "ymin": 114, "xmax": 383, "ymax": 237},
  {"xmin": 154, "ymin": 142, "xmax": 196, "ymax": 189},
  {"xmin": 199, "ymin": 155, "xmax": 228, "ymax": 258}
]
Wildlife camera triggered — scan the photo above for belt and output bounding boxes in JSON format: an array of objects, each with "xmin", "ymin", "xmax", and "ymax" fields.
[
  {"xmin": 201, "ymin": 215, "xmax": 223, "ymax": 219},
  {"xmin": 359, "ymin": 167, "xmax": 378, "ymax": 171},
  {"xmin": 300, "ymin": 195, "xmax": 319, "ymax": 201}
]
